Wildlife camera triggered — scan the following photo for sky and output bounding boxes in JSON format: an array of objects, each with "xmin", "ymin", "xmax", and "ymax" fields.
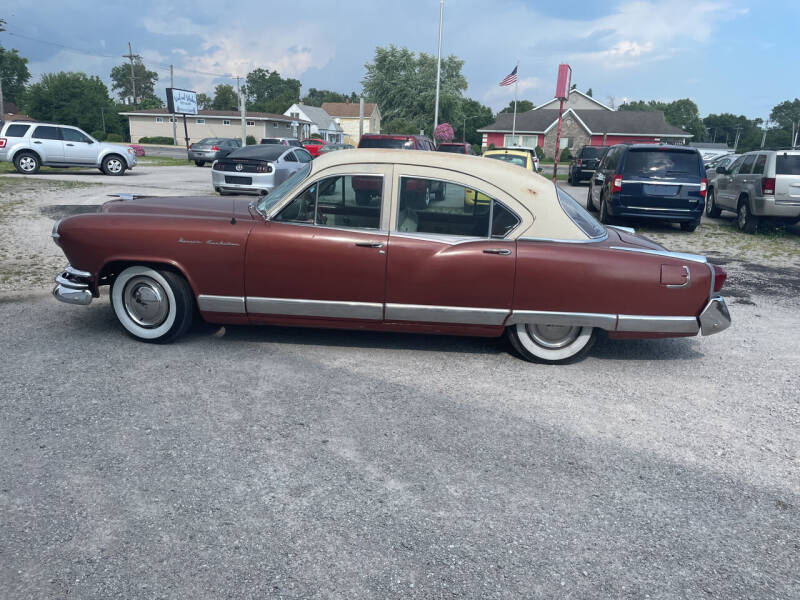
[{"xmin": 1, "ymin": 0, "xmax": 797, "ymax": 120}]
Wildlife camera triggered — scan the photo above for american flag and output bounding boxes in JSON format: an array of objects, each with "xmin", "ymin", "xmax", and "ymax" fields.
[{"xmin": 499, "ymin": 66, "xmax": 518, "ymax": 87}]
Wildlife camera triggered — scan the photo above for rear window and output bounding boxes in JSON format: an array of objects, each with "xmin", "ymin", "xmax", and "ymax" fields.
[
  {"xmin": 487, "ymin": 154, "xmax": 526, "ymax": 167},
  {"xmin": 776, "ymin": 155, "xmax": 800, "ymax": 175},
  {"xmin": 359, "ymin": 137, "xmax": 415, "ymax": 149},
  {"xmin": 623, "ymin": 150, "xmax": 700, "ymax": 178},
  {"xmin": 228, "ymin": 145, "xmax": 287, "ymax": 161},
  {"xmin": 4, "ymin": 124, "xmax": 30, "ymax": 138},
  {"xmin": 437, "ymin": 144, "xmax": 465, "ymax": 153},
  {"xmin": 556, "ymin": 187, "xmax": 606, "ymax": 239},
  {"xmin": 260, "ymin": 138, "xmax": 283, "ymax": 144},
  {"xmin": 580, "ymin": 146, "xmax": 604, "ymax": 158}
]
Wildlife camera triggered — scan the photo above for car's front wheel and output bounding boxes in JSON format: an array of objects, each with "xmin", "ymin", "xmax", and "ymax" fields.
[
  {"xmin": 14, "ymin": 152, "xmax": 41, "ymax": 174},
  {"xmin": 111, "ymin": 266, "xmax": 194, "ymax": 343},
  {"xmin": 507, "ymin": 323, "xmax": 596, "ymax": 364},
  {"xmin": 195, "ymin": 161, "xmax": 205, "ymax": 167},
  {"xmin": 102, "ymin": 154, "xmax": 126, "ymax": 176}
]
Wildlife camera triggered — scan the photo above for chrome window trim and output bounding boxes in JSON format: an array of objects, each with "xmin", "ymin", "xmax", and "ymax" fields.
[
  {"xmin": 385, "ymin": 303, "xmax": 509, "ymax": 325},
  {"xmin": 197, "ymin": 295, "xmax": 247, "ymax": 314},
  {"xmin": 518, "ymin": 232, "xmax": 607, "ymax": 244},
  {"xmin": 247, "ymin": 297, "xmax": 383, "ymax": 321},
  {"xmin": 609, "ymin": 246, "xmax": 708, "ymax": 263},
  {"xmin": 390, "ymin": 231, "xmax": 487, "ymax": 246},
  {"xmin": 621, "ymin": 180, "xmax": 702, "ymax": 187},
  {"xmin": 607, "ymin": 225, "xmax": 635, "ymax": 234},
  {"xmin": 269, "ymin": 220, "xmax": 389, "ymax": 236}
]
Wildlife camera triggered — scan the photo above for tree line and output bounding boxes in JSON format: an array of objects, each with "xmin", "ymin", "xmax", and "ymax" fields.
[{"xmin": 1, "ymin": 36, "xmax": 798, "ymax": 151}]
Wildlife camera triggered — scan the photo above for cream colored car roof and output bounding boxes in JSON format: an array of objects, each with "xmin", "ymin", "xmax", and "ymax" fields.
[{"xmin": 303, "ymin": 148, "xmax": 590, "ymax": 241}]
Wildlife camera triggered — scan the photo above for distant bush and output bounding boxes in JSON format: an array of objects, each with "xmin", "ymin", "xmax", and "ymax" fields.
[
  {"xmin": 138, "ymin": 136, "xmax": 174, "ymax": 145},
  {"xmin": 310, "ymin": 133, "xmax": 322, "ymax": 139},
  {"xmin": 471, "ymin": 144, "xmax": 481, "ymax": 155},
  {"xmin": 534, "ymin": 145, "xmax": 544, "ymax": 159},
  {"xmin": 246, "ymin": 135, "xmax": 257, "ymax": 145},
  {"xmin": 488, "ymin": 143, "xmax": 496, "ymax": 150},
  {"xmin": 559, "ymin": 147, "xmax": 572, "ymax": 162},
  {"xmin": 105, "ymin": 133, "xmax": 123, "ymax": 143},
  {"xmin": 91, "ymin": 130, "xmax": 106, "ymax": 141}
]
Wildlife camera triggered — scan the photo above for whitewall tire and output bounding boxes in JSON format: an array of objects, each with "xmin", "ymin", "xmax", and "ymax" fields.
[
  {"xmin": 508, "ymin": 323, "xmax": 596, "ymax": 364},
  {"xmin": 111, "ymin": 266, "xmax": 194, "ymax": 343}
]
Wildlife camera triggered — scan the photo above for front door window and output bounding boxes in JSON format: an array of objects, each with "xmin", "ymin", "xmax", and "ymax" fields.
[{"xmin": 276, "ymin": 175, "xmax": 383, "ymax": 230}]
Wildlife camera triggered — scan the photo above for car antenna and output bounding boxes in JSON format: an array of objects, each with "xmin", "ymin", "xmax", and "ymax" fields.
[{"xmin": 230, "ymin": 197, "xmax": 237, "ymax": 225}]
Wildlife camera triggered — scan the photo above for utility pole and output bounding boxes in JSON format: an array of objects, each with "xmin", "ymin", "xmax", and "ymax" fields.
[
  {"xmin": 236, "ymin": 76, "xmax": 246, "ymax": 146},
  {"xmin": 359, "ymin": 97, "xmax": 364, "ymax": 140},
  {"xmin": 0, "ymin": 18, "xmax": 6, "ymax": 125},
  {"xmin": 123, "ymin": 42, "xmax": 140, "ymax": 107},
  {"xmin": 170, "ymin": 65, "xmax": 177, "ymax": 145},
  {"xmin": 100, "ymin": 106, "xmax": 106, "ymax": 133},
  {"xmin": 433, "ymin": 0, "xmax": 444, "ymax": 136},
  {"xmin": 760, "ymin": 120, "xmax": 769, "ymax": 149},
  {"xmin": 733, "ymin": 126, "xmax": 742, "ymax": 152}
]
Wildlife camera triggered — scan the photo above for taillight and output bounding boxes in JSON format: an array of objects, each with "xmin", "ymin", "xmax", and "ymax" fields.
[
  {"xmin": 576, "ymin": 159, "xmax": 582, "ymax": 167},
  {"xmin": 210, "ymin": 145, "xmax": 220, "ymax": 151},
  {"xmin": 612, "ymin": 174, "xmax": 622, "ymax": 193},
  {"xmin": 699, "ymin": 177, "xmax": 707, "ymax": 198},
  {"xmin": 762, "ymin": 177, "xmax": 775, "ymax": 196},
  {"xmin": 0, "ymin": 138, "xmax": 6, "ymax": 148},
  {"xmin": 212, "ymin": 162, "xmax": 224, "ymax": 171},
  {"xmin": 189, "ymin": 143, "xmax": 193, "ymax": 149},
  {"xmin": 712, "ymin": 264, "xmax": 727, "ymax": 292},
  {"xmin": 255, "ymin": 162, "xmax": 272, "ymax": 173}
]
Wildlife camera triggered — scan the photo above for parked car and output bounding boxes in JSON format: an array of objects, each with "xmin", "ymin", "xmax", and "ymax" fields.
[
  {"xmin": 437, "ymin": 142, "xmax": 476, "ymax": 155},
  {"xmin": 188, "ymin": 137, "xmax": 241, "ymax": 166},
  {"xmin": 259, "ymin": 137, "xmax": 303, "ymax": 148},
  {"xmin": 301, "ymin": 138, "xmax": 326, "ymax": 157},
  {"xmin": 706, "ymin": 149, "xmax": 800, "ymax": 232},
  {"xmin": 587, "ymin": 144, "xmax": 707, "ymax": 231},
  {"xmin": 210, "ymin": 144, "xmax": 313, "ymax": 196},
  {"xmin": 568, "ymin": 145, "xmax": 608, "ymax": 184},
  {"xmin": 0, "ymin": 121, "xmax": 137, "ymax": 176},
  {"xmin": 50, "ymin": 149, "xmax": 730, "ymax": 364},
  {"xmin": 705, "ymin": 153, "xmax": 740, "ymax": 183},
  {"xmin": 700, "ymin": 149, "xmax": 734, "ymax": 165},
  {"xmin": 483, "ymin": 147, "xmax": 540, "ymax": 173},
  {"xmin": 128, "ymin": 144, "xmax": 146, "ymax": 157},
  {"xmin": 317, "ymin": 143, "xmax": 354, "ymax": 155},
  {"xmin": 358, "ymin": 134, "xmax": 435, "ymax": 150}
]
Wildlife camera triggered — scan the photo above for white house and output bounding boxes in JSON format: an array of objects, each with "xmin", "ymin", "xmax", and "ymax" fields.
[{"xmin": 284, "ymin": 104, "xmax": 344, "ymax": 142}]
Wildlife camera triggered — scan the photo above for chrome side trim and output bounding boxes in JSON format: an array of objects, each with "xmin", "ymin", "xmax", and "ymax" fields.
[
  {"xmin": 607, "ymin": 225, "xmax": 635, "ymax": 234},
  {"xmin": 699, "ymin": 296, "xmax": 731, "ymax": 336},
  {"xmin": 390, "ymin": 231, "xmax": 486, "ymax": 246},
  {"xmin": 624, "ymin": 206, "xmax": 693, "ymax": 212},
  {"xmin": 616, "ymin": 314, "xmax": 699, "ymax": 334},
  {"xmin": 247, "ymin": 297, "xmax": 383, "ymax": 320},
  {"xmin": 385, "ymin": 303, "xmax": 509, "ymax": 325},
  {"xmin": 518, "ymin": 232, "xmax": 606, "ymax": 244},
  {"xmin": 55, "ymin": 274, "xmax": 88, "ymax": 289},
  {"xmin": 507, "ymin": 310, "xmax": 616, "ymax": 330},
  {"xmin": 197, "ymin": 294, "xmax": 247, "ymax": 314},
  {"xmin": 609, "ymin": 246, "xmax": 708, "ymax": 264},
  {"xmin": 621, "ymin": 180, "xmax": 702, "ymax": 187}
]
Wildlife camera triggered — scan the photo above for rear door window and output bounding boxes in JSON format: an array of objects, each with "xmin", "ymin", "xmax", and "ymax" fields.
[
  {"xmin": 776, "ymin": 154, "xmax": 800, "ymax": 175},
  {"xmin": 623, "ymin": 150, "xmax": 700, "ymax": 178},
  {"xmin": 738, "ymin": 154, "xmax": 756, "ymax": 174},
  {"xmin": 4, "ymin": 124, "xmax": 30, "ymax": 137},
  {"xmin": 61, "ymin": 128, "xmax": 91, "ymax": 143},
  {"xmin": 32, "ymin": 126, "xmax": 62, "ymax": 140},
  {"xmin": 752, "ymin": 154, "xmax": 767, "ymax": 175}
]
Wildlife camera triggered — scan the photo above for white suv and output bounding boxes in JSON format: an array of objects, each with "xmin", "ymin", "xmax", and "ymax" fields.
[{"xmin": 0, "ymin": 121, "xmax": 137, "ymax": 176}]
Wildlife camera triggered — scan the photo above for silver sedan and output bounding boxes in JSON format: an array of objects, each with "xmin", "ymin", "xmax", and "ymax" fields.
[{"xmin": 211, "ymin": 144, "xmax": 313, "ymax": 196}]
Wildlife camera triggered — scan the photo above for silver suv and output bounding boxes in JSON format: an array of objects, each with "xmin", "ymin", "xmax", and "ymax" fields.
[
  {"xmin": 0, "ymin": 121, "xmax": 137, "ymax": 176},
  {"xmin": 706, "ymin": 149, "xmax": 800, "ymax": 232}
]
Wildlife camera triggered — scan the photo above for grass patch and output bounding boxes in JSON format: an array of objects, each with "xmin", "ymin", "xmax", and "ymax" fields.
[
  {"xmin": 0, "ymin": 162, "xmax": 83, "ymax": 175},
  {"xmin": 136, "ymin": 156, "xmax": 191, "ymax": 167}
]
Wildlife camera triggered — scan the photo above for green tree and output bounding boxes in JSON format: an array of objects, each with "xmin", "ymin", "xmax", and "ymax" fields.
[
  {"xmin": 301, "ymin": 88, "xmax": 358, "ymax": 106},
  {"xmin": 586, "ymin": 88, "xmax": 593, "ymax": 97},
  {"xmin": 110, "ymin": 59, "xmax": 158, "ymax": 104},
  {"xmin": 196, "ymin": 93, "xmax": 212, "ymax": 109},
  {"xmin": 362, "ymin": 45, "xmax": 467, "ymax": 135},
  {"xmin": 0, "ymin": 42, "xmax": 31, "ymax": 106},
  {"xmin": 499, "ymin": 99, "xmax": 535, "ymax": 114},
  {"xmin": 769, "ymin": 98, "xmax": 800, "ymax": 143},
  {"xmin": 245, "ymin": 67, "xmax": 300, "ymax": 113},
  {"xmin": 458, "ymin": 98, "xmax": 494, "ymax": 145},
  {"xmin": 619, "ymin": 98, "xmax": 704, "ymax": 139},
  {"xmin": 23, "ymin": 72, "xmax": 122, "ymax": 135},
  {"xmin": 703, "ymin": 113, "xmax": 759, "ymax": 147},
  {"xmin": 212, "ymin": 83, "xmax": 239, "ymax": 111}
]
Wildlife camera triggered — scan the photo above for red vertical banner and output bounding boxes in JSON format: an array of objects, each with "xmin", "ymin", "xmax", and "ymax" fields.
[{"xmin": 552, "ymin": 64, "xmax": 571, "ymax": 181}]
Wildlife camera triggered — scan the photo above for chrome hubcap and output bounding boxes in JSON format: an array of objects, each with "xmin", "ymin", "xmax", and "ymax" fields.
[
  {"xmin": 107, "ymin": 159, "xmax": 122, "ymax": 173},
  {"xmin": 123, "ymin": 276, "xmax": 169, "ymax": 327},
  {"xmin": 20, "ymin": 157, "xmax": 36, "ymax": 171},
  {"xmin": 526, "ymin": 324, "xmax": 581, "ymax": 349}
]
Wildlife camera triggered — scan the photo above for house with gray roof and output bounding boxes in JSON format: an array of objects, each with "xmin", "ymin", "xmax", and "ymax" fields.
[{"xmin": 284, "ymin": 103, "xmax": 344, "ymax": 142}]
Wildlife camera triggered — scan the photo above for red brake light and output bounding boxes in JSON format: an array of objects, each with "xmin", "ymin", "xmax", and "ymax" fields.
[
  {"xmin": 762, "ymin": 177, "xmax": 775, "ymax": 196},
  {"xmin": 700, "ymin": 177, "xmax": 707, "ymax": 198},
  {"xmin": 210, "ymin": 145, "xmax": 220, "ymax": 151},
  {"xmin": 0, "ymin": 138, "xmax": 6, "ymax": 148},
  {"xmin": 712, "ymin": 264, "xmax": 726, "ymax": 293},
  {"xmin": 255, "ymin": 162, "xmax": 272, "ymax": 173},
  {"xmin": 612, "ymin": 174, "xmax": 623, "ymax": 193},
  {"xmin": 576, "ymin": 159, "xmax": 582, "ymax": 167},
  {"xmin": 189, "ymin": 143, "xmax": 193, "ymax": 149}
]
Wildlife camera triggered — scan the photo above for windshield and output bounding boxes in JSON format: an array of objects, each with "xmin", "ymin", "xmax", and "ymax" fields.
[
  {"xmin": 197, "ymin": 138, "xmax": 223, "ymax": 145},
  {"xmin": 624, "ymin": 150, "xmax": 701, "ymax": 178},
  {"xmin": 359, "ymin": 137, "xmax": 414, "ymax": 149},
  {"xmin": 256, "ymin": 164, "xmax": 312, "ymax": 214},
  {"xmin": 437, "ymin": 144, "xmax": 464, "ymax": 153},
  {"xmin": 487, "ymin": 153, "xmax": 526, "ymax": 167},
  {"xmin": 556, "ymin": 186, "xmax": 607, "ymax": 239},
  {"xmin": 580, "ymin": 147, "xmax": 604, "ymax": 159}
]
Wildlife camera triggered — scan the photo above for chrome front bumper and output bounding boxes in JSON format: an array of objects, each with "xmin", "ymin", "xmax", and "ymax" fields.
[
  {"xmin": 699, "ymin": 296, "xmax": 730, "ymax": 336},
  {"xmin": 52, "ymin": 265, "xmax": 93, "ymax": 305}
]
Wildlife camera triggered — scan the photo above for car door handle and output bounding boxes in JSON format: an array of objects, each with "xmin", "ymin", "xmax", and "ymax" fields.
[
  {"xmin": 66, "ymin": 143, "xmax": 75, "ymax": 146},
  {"xmin": 355, "ymin": 241, "xmax": 384, "ymax": 248},
  {"xmin": 483, "ymin": 248, "xmax": 512, "ymax": 255},
  {"xmin": 33, "ymin": 141, "xmax": 42, "ymax": 144}
]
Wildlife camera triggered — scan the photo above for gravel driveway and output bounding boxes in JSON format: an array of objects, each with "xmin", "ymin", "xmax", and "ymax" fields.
[{"xmin": 1, "ymin": 168, "xmax": 798, "ymax": 599}]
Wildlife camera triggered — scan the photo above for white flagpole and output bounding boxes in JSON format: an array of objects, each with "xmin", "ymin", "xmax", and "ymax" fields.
[{"xmin": 511, "ymin": 61, "xmax": 519, "ymax": 144}]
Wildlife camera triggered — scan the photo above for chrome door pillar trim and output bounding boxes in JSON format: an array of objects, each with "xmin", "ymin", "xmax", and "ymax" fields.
[
  {"xmin": 507, "ymin": 310, "xmax": 617, "ymax": 330},
  {"xmin": 247, "ymin": 297, "xmax": 383, "ymax": 320},
  {"xmin": 385, "ymin": 303, "xmax": 509, "ymax": 325},
  {"xmin": 197, "ymin": 294, "xmax": 247, "ymax": 314}
]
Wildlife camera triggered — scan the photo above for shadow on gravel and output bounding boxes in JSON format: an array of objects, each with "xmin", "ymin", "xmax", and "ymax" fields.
[{"xmin": 40, "ymin": 204, "xmax": 102, "ymax": 220}]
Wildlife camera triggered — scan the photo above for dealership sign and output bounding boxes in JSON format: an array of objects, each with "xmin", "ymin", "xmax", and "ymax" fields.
[{"xmin": 166, "ymin": 88, "xmax": 198, "ymax": 115}]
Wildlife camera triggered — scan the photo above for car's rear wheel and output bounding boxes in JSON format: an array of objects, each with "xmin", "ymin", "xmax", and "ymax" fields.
[
  {"xmin": 737, "ymin": 198, "xmax": 758, "ymax": 233},
  {"xmin": 507, "ymin": 323, "xmax": 596, "ymax": 364},
  {"xmin": 102, "ymin": 154, "xmax": 126, "ymax": 176},
  {"xmin": 706, "ymin": 188, "xmax": 721, "ymax": 217},
  {"xmin": 14, "ymin": 152, "xmax": 40, "ymax": 174},
  {"xmin": 680, "ymin": 219, "xmax": 700, "ymax": 232},
  {"xmin": 586, "ymin": 186, "xmax": 597, "ymax": 211},
  {"xmin": 111, "ymin": 266, "xmax": 194, "ymax": 343},
  {"xmin": 599, "ymin": 193, "xmax": 613, "ymax": 224},
  {"xmin": 195, "ymin": 161, "xmax": 205, "ymax": 167}
]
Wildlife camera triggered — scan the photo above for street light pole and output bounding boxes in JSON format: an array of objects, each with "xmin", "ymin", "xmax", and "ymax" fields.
[
  {"xmin": 433, "ymin": 0, "xmax": 444, "ymax": 134},
  {"xmin": 462, "ymin": 114, "xmax": 480, "ymax": 143}
]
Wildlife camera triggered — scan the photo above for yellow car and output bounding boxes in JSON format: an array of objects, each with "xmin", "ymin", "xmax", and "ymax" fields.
[{"xmin": 465, "ymin": 148, "xmax": 541, "ymax": 205}]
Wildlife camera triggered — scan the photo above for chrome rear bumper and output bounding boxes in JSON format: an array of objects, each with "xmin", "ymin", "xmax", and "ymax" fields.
[
  {"xmin": 699, "ymin": 296, "xmax": 730, "ymax": 336},
  {"xmin": 52, "ymin": 265, "xmax": 93, "ymax": 306}
]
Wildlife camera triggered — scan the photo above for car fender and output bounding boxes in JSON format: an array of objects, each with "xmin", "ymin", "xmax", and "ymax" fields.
[{"xmin": 7, "ymin": 143, "xmax": 41, "ymax": 164}]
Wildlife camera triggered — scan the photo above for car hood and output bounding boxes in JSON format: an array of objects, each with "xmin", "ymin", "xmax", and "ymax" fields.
[{"xmin": 101, "ymin": 195, "xmax": 257, "ymax": 221}]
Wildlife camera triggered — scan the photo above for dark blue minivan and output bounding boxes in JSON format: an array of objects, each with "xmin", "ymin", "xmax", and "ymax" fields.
[{"xmin": 587, "ymin": 144, "xmax": 707, "ymax": 231}]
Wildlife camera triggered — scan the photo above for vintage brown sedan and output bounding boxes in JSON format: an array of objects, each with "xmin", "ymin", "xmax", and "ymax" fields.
[{"xmin": 50, "ymin": 149, "xmax": 730, "ymax": 363}]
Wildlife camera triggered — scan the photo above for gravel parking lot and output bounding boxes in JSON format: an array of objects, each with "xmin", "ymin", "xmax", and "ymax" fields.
[{"xmin": 1, "ymin": 166, "xmax": 798, "ymax": 598}]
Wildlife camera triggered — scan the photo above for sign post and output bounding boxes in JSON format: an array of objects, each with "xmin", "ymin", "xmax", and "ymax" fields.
[
  {"xmin": 551, "ymin": 64, "xmax": 572, "ymax": 182},
  {"xmin": 166, "ymin": 88, "xmax": 198, "ymax": 153}
]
